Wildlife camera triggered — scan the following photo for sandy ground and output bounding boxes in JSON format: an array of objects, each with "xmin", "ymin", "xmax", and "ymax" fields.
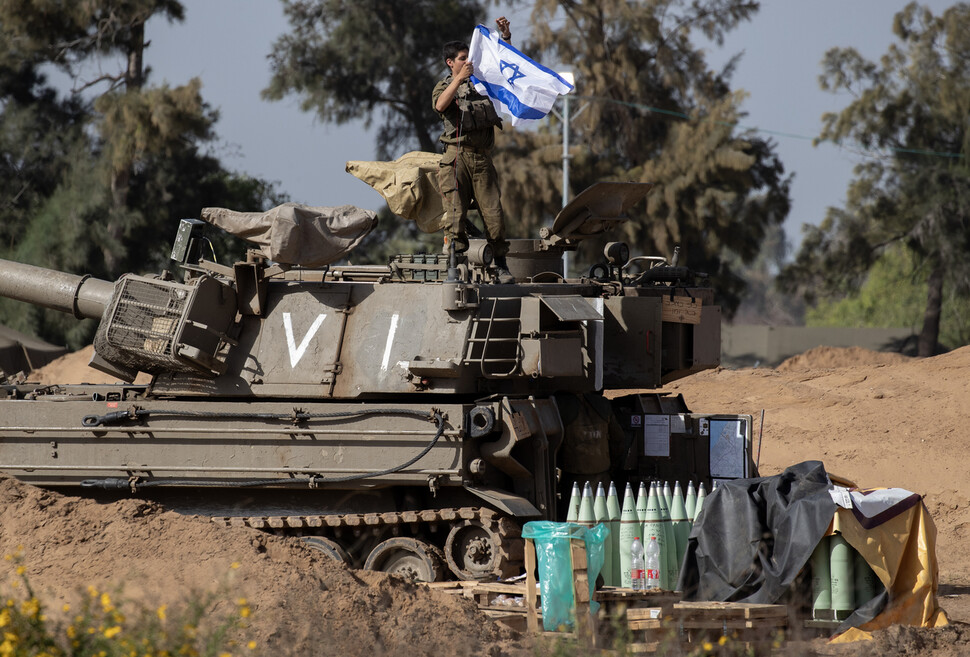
[{"xmin": 9, "ymin": 344, "xmax": 970, "ymax": 655}]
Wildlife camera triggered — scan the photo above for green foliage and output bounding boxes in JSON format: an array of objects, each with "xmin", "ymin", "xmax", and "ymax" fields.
[
  {"xmin": 0, "ymin": 553, "xmax": 256, "ymax": 657},
  {"xmin": 509, "ymin": 0, "xmax": 791, "ymax": 315},
  {"xmin": 806, "ymin": 244, "xmax": 970, "ymax": 349},
  {"xmin": 0, "ymin": 0, "xmax": 184, "ymax": 75},
  {"xmin": 0, "ymin": 26, "xmax": 88, "ymax": 252},
  {"xmin": 95, "ymin": 79, "xmax": 215, "ymax": 175},
  {"xmin": 264, "ymin": 0, "xmax": 486, "ymax": 158},
  {"xmin": 0, "ymin": 151, "xmax": 113, "ymax": 349},
  {"xmin": 780, "ymin": 2, "xmax": 970, "ymax": 355},
  {"xmin": 0, "ymin": 1, "xmax": 284, "ymax": 347}
]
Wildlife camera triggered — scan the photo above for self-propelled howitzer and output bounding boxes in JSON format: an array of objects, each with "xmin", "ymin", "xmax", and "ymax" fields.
[{"xmin": 0, "ymin": 183, "xmax": 752, "ymax": 581}]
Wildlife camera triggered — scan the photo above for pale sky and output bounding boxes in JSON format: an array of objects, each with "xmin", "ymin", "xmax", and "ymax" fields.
[{"xmin": 139, "ymin": 1, "xmax": 956, "ymax": 253}]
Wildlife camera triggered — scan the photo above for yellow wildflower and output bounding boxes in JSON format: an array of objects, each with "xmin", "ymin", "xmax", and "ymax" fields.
[
  {"xmin": 63, "ymin": 603, "xmax": 70, "ymax": 613},
  {"xmin": 0, "ymin": 610, "xmax": 8, "ymax": 627},
  {"xmin": 104, "ymin": 626, "xmax": 122, "ymax": 639},
  {"xmin": 702, "ymin": 641, "xmax": 713, "ymax": 652},
  {"xmin": 88, "ymin": 585, "xmax": 98, "ymax": 598},
  {"xmin": 236, "ymin": 597, "xmax": 247, "ymax": 606},
  {"xmin": 2, "ymin": 555, "xmax": 10, "ymax": 562},
  {"xmin": 230, "ymin": 562, "xmax": 241, "ymax": 570},
  {"xmin": 3, "ymin": 632, "xmax": 16, "ymax": 642},
  {"xmin": 718, "ymin": 635, "xmax": 728, "ymax": 646},
  {"xmin": 14, "ymin": 566, "xmax": 24, "ymax": 576},
  {"xmin": 157, "ymin": 604, "xmax": 167, "ymax": 621},
  {"xmin": 101, "ymin": 592, "xmax": 114, "ymax": 612},
  {"xmin": 67, "ymin": 626, "xmax": 77, "ymax": 639},
  {"xmin": 247, "ymin": 641, "xmax": 257, "ymax": 650},
  {"xmin": 21, "ymin": 598, "xmax": 40, "ymax": 618}
]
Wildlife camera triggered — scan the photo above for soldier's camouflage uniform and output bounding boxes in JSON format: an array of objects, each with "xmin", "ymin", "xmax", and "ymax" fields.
[{"xmin": 432, "ymin": 76, "xmax": 509, "ymax": 258}]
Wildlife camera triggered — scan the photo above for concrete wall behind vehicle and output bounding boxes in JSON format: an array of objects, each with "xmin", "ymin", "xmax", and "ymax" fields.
[{"xmin": 722, "ymin": 325, "xmax": 914, "ymax": 368}]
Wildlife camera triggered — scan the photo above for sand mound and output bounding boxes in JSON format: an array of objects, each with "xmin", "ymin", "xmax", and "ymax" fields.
[
  {"xmin": 15, "ymin": 343, "xmax": 970, "ymax": 654},
  {"xmin": 0, "ymin": 477, "xmax": 525, "ymax": 657},
  {"xmin": 29, "ymin": 345, "xmax": 151, "ymax": 384},
  {"xmin": 776, "ymin": 345, "xmax": 911, "ymax": 371}
]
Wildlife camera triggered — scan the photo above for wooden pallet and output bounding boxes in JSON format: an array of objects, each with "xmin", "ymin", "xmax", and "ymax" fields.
[
  {"xmin": 673, "ymin": 601, "xmax": 788, "ymax": 630},
  {"xmin": 423, "ymin": 580, "xmax": 533, "ymax": 630},
  {"xmin": 672, "ymin": 602, "xmax": 788, "ymax": 656},
  {"xmin": 424, "ymin": 579, "xmax": 531, "ymax": 603}
]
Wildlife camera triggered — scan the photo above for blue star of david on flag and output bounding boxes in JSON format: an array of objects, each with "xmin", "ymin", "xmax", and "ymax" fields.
[
  {"xmin": 499, "ymin": 60, "xmax": 526, "ymax": 87},
  {"xmin": 467, "ymin": 25, "xmax": 574, "ymax": 127}
]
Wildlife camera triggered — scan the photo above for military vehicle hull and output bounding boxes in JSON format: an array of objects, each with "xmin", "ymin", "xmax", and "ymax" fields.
[{"xmin": 0, "ymin": 184, "xmax": 755, "ymax": 581}]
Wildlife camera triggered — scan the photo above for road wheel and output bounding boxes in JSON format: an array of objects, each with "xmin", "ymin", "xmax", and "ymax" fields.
[
  {"xmin": 302, "ymin": 536, "xmax": 351, "ymax": 564},
  {"xmin": 363, "ymin": 537, "xmax": 445, "ymax": 582},
  {"xmin": 444, "ymin": 520, "xmax": 503, "ymax": 580}
]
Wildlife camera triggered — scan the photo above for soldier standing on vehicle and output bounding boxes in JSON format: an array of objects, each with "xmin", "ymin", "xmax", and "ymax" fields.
[{"xmin": 432, "ymin": 16, "xmax": 514, "ymax": 284}]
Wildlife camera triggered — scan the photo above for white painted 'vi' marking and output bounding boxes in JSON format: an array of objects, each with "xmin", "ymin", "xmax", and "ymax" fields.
[
  {"xmin": 283, "ymin": 312, "xmax": 326, "ymax": 368},
  {"xmin": 380, "ymin": 313, "xmax": 400, "ymax": 373}
]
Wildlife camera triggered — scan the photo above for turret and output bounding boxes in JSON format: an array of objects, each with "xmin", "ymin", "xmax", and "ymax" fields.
[{"xmin": 0, "ymin": 183, "xmax": 721, "ymax": 394}]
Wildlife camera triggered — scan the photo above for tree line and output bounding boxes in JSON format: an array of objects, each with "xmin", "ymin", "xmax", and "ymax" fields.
[{"xmin": 1, "ymin": 0, "xmax": 968, "ymax": 356}]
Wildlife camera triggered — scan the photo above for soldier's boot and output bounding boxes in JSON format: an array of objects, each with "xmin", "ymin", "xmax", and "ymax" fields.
[
  {"xmin": 442, "ymin": 234, "xmax": 469, "ymax": 255},
  {"xmin": 493, "ymin": 255, "xmax": 514, "ymax": 284}
]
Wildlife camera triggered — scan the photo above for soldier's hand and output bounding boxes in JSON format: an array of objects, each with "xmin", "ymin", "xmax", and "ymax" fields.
[
  {"xmin": 496, "ymin": 16, "xmax": 511, "ymax": 41},
  {"xmin": 457, "ymin": 61, "xmax": 474, "ymax": 80}
]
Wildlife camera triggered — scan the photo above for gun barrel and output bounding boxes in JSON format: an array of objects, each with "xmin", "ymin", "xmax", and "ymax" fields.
[{"xmin": 0, "ymin": 259, "xmax": 114, "ymax": 320}]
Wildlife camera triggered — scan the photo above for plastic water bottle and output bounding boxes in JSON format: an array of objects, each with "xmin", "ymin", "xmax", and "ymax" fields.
[
  {"xmin": 630, "ymin": 537, "xmax": 645, "ymax": 591},
  {"xmin": 645, "ymin": 536, "xmax": 661, "ymax": 590}
]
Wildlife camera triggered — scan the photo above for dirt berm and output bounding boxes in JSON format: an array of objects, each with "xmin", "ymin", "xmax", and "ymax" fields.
[{"xmin": 6, "ymin": 344, "xmax": 969, "ymax": 655}]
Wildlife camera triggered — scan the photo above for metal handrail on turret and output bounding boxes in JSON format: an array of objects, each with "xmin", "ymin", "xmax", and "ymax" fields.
[{"xmin": 463, "ymin": 297, "xmax": 522, "ymax": 378}]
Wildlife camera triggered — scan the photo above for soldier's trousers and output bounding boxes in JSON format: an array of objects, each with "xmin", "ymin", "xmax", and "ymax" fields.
[{"xmin": 437, "ymin": 146, "xmax": 509, "ymax": 257}]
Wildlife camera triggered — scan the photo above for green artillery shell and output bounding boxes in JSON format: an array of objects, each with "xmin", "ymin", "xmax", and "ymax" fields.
[
  {"xmin": 607, "ymin": 482, "xmax": 621, "ymax": 587},
  {"xmin": 656, "ymin": 482, "xmax": 678, "ymax": 590},
  {"xmin": 619, "ymin": 483, "xmax": 638, "ymax": 588},
  {"xmin": 685, "ymin": 481, "xmax": 697, "ymax": 523},
  {"xmin": 670, "ymin": 481, "xmax": 690, "ymax": 582},
  {"xmin": 594, "ymin": 482, "xmax": 612, "ymax": 586},
  {"xmin": 810, "ymin": 536, "xmax": 832, "ymax": 619},
  {"xmin": 694, "ymin": 482, "xmax": 707, "ymax": 521},
  {"xmin": 566, "ymin": 481, "xmax": 581, "ymax": 523},
  {"xmin": 830, "ymin": 533, "xmax": 855, "ymax": 618},
  {"xmin": 578, "ymin": 481, "xmax": 595, "ymax": 527},
  {"xmin": 854, "ymin": 549, "xmax": 880, "ymax": 608}
]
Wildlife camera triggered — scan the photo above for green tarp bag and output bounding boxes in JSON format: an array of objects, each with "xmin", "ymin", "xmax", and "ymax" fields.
[{"xmin": 521, "ymin": 521, "xmax": 609, "ymax": 631}]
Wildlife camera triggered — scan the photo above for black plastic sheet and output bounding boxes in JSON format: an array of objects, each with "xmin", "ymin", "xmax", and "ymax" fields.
[{"xmin": 678, "ymin": 460, "xmax": 837, "ymax": 603}]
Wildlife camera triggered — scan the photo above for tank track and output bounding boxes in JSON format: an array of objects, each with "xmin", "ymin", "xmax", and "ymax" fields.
[{"xmin": 210, "ymin": 505, "xmax": 524, "ymax": 580}]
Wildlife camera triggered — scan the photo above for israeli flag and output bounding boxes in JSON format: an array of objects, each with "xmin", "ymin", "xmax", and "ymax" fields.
[{"xmin": 468, "ymin": 24, "xmax": 574, "ymax": 127}]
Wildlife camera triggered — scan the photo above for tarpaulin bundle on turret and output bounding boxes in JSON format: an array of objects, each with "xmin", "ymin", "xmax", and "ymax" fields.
[{"xmin": 201, "ymin": 202, "xmax": 377, "ymax": 267}]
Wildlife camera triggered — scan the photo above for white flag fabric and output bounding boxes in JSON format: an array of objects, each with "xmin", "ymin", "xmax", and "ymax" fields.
[{"xmin": 467, "ymin": 25, "xmax": 573, "ymax": 127}]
